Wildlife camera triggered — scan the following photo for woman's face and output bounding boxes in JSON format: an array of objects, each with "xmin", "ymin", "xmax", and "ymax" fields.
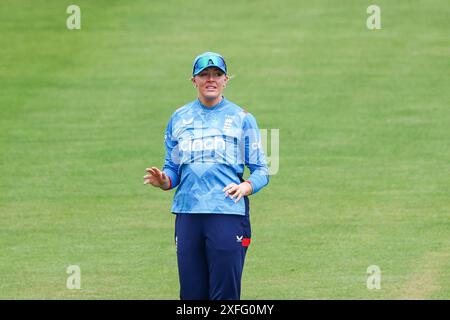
[{"xmin": 192, "ymin": 67, "xmax": 228, "ymax": 101}]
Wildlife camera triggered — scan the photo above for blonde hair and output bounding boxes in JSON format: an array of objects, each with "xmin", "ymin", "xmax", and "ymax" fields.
[{"xmin": 188, "ymin": 74, "xmax": 235, "ymax": 81}]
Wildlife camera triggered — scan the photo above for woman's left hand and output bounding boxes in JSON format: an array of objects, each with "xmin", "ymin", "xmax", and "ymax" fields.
[{"xmin": 223, "ymin": 182, "xmax": 253, "ymax": 203}]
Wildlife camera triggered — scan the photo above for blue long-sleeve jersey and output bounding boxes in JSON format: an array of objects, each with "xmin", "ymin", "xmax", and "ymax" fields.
[{"xmin": 162, "ymin": 97, "xmax": 269, "ymax": 215}]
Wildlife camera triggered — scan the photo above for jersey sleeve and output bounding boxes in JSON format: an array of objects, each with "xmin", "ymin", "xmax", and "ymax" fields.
[
  {"xmin": 242, "ymin": 113, "xmax": 270, "ymax": 194},
  {"xmin": 162, "ymin": 116, "xmax": 180, "ymax": 190}
]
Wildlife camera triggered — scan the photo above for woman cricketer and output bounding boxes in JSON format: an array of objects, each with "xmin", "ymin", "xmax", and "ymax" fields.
[{"xmin": 144, "ymin": 52, "xmax": 269, "ymax": 300}]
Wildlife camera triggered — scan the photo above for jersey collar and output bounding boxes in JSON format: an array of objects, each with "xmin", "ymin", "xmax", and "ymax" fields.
[{"xmin": 196, "ymin": 96, "xmax": 226, "ymax": 111}]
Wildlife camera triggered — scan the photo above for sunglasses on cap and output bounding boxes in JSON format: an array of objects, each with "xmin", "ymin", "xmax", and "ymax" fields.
[{"xmin": 192, "ymin": 55, "xmax": 227, "ymax": 77}]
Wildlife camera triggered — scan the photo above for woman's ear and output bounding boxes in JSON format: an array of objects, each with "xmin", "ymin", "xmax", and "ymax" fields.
[
  {"xmin": 223, "ymin": 75, "xmax": 229, "ymax": 87},
  {"xmin": 191, "ymin": 77, "xmax": 197, "ymax": 87}
]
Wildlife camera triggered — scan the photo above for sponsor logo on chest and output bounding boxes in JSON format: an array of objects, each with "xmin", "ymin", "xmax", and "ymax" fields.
[{"xmin": 223, "ymin": 115, "xmax": 234, "ymax": 130}]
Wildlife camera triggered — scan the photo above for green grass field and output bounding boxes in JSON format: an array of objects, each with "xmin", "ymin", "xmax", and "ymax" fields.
[{"xmin": 1, "ymin": 0, "xmax": 449, "ymax": 299}]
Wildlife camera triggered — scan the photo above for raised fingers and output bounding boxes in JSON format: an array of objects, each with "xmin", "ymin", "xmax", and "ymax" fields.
[
  {"xmin": 234, "ymin": 191, "xmax": 243, "ymax": 203},
  {"xmin": 229, "ymin": 189, "xmax": 240, "ymax": 199},
  {"xmin": 153, "ymin": 167, "xmax": 165, "ymax": 180},
  {"xmin": 223, "ymin": 183, "xmax": 237, "ymax": 192},
  {"xmin": 143, "ymin": 174, "xmax": 155, "ymax": 185},
  {"xmin": 226, "ymin": 185, "xmax": 240, "ymax": 199},
  {"xmin": 152, "ymin": 167, "xmax": 161, "ymax": 173},
  {"xmin": 144, "ymin": 167, "xmax": 164, "ymax": 186}
]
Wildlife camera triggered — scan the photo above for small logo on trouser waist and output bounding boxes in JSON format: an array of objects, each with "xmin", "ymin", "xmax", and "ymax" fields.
[{"xmin": 236, "ymin": 235, "xmax": 251, "ymax": 247}]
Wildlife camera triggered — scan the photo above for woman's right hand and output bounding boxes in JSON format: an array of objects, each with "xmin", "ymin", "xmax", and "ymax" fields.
[{"xmin": 144, "ymin": 166, "xmax": 170, "ymax": 190}]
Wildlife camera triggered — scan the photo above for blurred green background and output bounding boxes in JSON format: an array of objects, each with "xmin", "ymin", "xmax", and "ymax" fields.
[{"xmin": 0, "ymin": 0, "xmax": 449, "ymax": 299}]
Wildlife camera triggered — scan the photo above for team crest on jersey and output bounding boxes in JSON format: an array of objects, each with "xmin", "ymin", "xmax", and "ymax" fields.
[{"xmin": 182, "ymin": 117, "xmax": 193, "ymax": 125}]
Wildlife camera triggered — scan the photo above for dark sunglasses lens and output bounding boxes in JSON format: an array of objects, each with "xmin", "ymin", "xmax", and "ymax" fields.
[{"xmin": 194, "ymin": 56, "xmax": 226, "ymax": 74}]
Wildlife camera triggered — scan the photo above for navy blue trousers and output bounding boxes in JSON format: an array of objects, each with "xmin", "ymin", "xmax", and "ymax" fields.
[{"xmin": 175, "ymin": 213, "xmax": 251, "ymax": 300}]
